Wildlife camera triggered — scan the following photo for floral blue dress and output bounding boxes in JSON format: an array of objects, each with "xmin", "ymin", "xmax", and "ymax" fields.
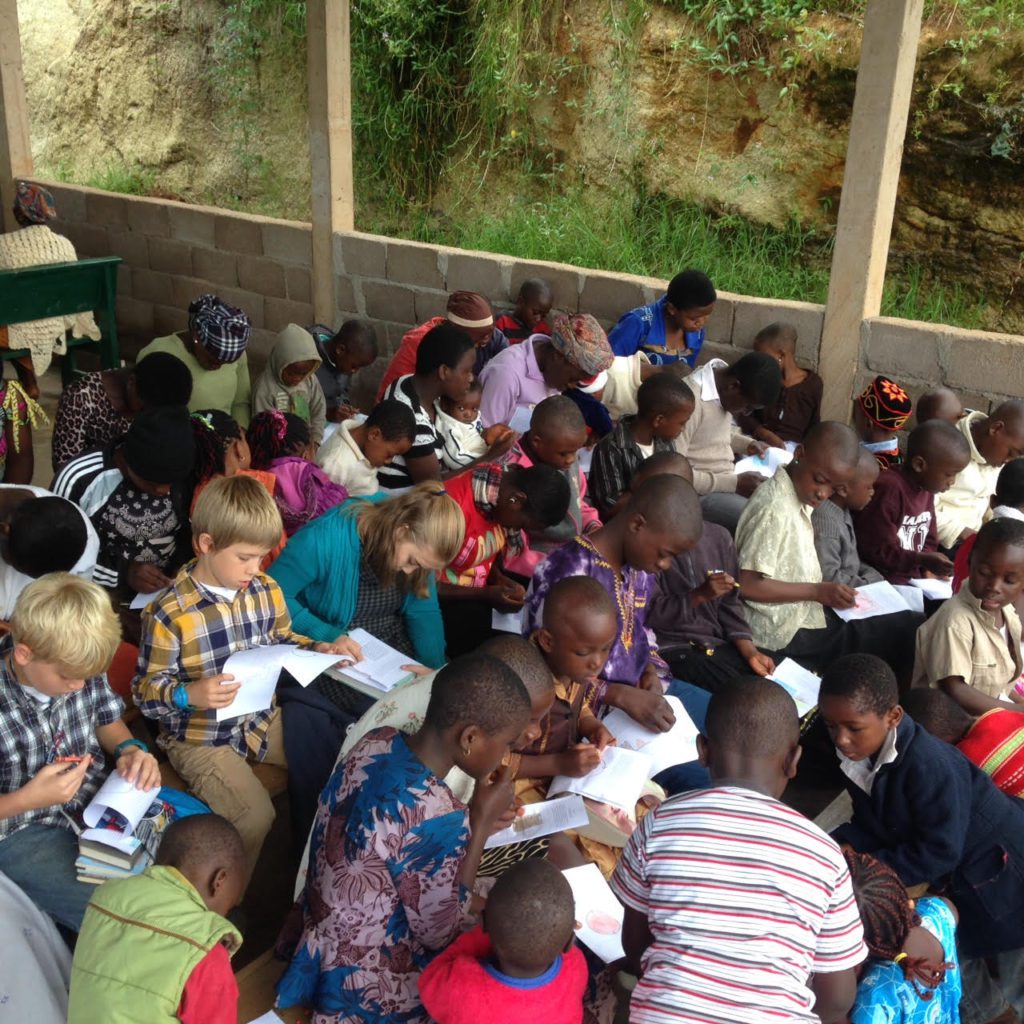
[
  {"xmin": 276, "ymin": 727, "xmax": 471, "ymax": 1023},
  {"xmin": 851, "ymin": 897, "xmax": 961, "ymax": 1024}
]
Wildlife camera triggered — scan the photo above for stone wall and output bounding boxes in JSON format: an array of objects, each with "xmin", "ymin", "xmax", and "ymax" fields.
[{"xmin": 39, "ymin": 181, "xmax": 1024, "ymax": 414}]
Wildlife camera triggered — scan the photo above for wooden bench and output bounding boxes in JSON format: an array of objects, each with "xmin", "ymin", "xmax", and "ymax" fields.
[{"xmin": 0, "ymin": 256, "xmax": 122, "ymax": 384}]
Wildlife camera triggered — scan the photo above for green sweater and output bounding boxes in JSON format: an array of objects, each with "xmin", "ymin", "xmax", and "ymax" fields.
[
  {"xmin": 68, "ymin": 865, "xmax": 241, "ymax": 1024},
  {"xmin": 138, "ymin": 334, "xmax": 252, "ymax": 426}
]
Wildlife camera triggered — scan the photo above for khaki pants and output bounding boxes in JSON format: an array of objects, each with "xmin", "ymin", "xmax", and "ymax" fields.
[{"xmin": 164, "ymin": 710, "xmax": 287, "ymax": 885}]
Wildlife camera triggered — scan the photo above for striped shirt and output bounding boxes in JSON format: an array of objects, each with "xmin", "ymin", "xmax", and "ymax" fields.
[
  {"xmin": 377, "ymin": 375, "xmax": 443, "ymax": 490},
  {"xmin": 611, "ymin": 786, "xmax": 866, "ymax": 1024},
  {"xmin": 132, "ymin": 563, "xmax": 314, "ymax": 758}
]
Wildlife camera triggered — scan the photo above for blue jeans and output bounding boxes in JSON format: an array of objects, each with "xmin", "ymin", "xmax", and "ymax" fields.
[
  {"xmin": 653, "ymin": 679, "xmax": 712, "ymax": 796},
  {"xmin": 0, "ymin": 823, "xmax": 95, "ymax": 933}
]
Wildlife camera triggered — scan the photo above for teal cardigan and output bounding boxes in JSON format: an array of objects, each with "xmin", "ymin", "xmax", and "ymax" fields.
[{"xmin": 268, "ymin": 497, "xmax": 447, "ymax": 669}]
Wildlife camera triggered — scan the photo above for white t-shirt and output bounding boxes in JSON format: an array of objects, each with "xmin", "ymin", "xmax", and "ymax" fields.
[
  {"xmin": 0, "ymin": 484, "xmax": 100, "ymax": 619},
  {"xmin": 611, "ymin": 786, "xmax": 866, "ymax": 1024},
  {"xmin": 636, "ymin": 440, "xmax": 655, "ymax": 459},
  {"xmin": 317, "ymin": 418, "xmax": 381, "ymax": 497}
]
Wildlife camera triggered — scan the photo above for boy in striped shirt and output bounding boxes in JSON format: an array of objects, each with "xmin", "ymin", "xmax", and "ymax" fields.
[{"xmin": 611, "ymin": 677, "xmax": 865, "ymax": 1024}]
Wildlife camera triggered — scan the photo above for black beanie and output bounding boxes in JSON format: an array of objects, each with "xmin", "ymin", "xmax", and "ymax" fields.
[{"xmin": 122, "ymin": 406, "xmax": 196, "ymax": 484}]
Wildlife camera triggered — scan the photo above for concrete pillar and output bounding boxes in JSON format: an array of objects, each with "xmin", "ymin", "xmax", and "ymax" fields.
[
  {"xmin": 307, "ymin": 0, "xmax": 355, "ymax": 325},
  {"xmin": 818, "ymin": 0, "xmax": 925, "ymax": 421},
  {"xmin": 0, "ymin": 0, "xmax": 33, "ymax": 233}
]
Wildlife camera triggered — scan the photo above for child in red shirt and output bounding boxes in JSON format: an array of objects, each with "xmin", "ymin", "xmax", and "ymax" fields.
[
  {"xmin": 419, "ymin": 858, "xmax": 587, "ymax": 1024},
  {"xmin": 494, "ymin": 278, "xmax": 553, "ymax": 343}
]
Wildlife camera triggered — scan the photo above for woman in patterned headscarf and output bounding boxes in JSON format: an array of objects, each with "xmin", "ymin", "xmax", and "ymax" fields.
[{"xmin": 0, "ymin": 181, "xmax": 101, "ymax": 399}]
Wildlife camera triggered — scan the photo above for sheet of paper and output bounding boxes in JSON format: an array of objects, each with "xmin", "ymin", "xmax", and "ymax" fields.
[
  {"xmin": 82, "ymin": 772, "xmax": 160, "ymax": 834},
  {"xmin": 243, "ymin": 1013, "xmax": 287, "ymax": 1024},
  {"xmin": 893, "ymin": 584, "xmax": 925, "ymax": 614},
  {"xmin": 129, "ymin": 589, "xmax": 163, "ymax": 610},
  {"xmin": 910, "ymin": 577, "xmax": 953, "ymax": 601},
  {"xmin": 333, "ymin": 628, "xmax": 414, "ymax": 692},
  {"xmin": 321, "ymin": 420, "xmax": 341, "ymax": 445},
  {"xmin": 563, "ymin": 863, "xmax": 626, "ymax": 963},
  {"xmin": 577, "ymin": 446, "xmax": 594, "ymax": 475},
  {"xmin": 548, "ymin": 746, "xmax": 652, "ymax": 813},
  {"xmin": 833, "ymin": 580, "xmax": 913, "ymax": 622},
  {"xmin": 484, "ymin": 794, "xmax": 589, "ymax": 849},
  {"xmin": 602, "ymin": 695, "xmax": 699, "ymax": 774},
  {"xmin": 491, "ymin": 608, "xmax": 524, "ymax": 634},
  {"xmin": 216, "ymin": 644, "xmax": 294, "ymax": 721},
  {"xmin": 508, "ymin": 404, "xmax": 533, "ymax": 434},
  {"xmin": 768, "ymin": 658, "xmax": 821, "ymax": 717},
  {"xmin": 734, "ymin": 446, "xmax": 793, "ymax": 478},
  {"xmin": 281, "ymin": 648, "xmax": 347, "ymax": 687},
  {"xmin": 80, "ymin": 826, "xmax": 143, "ymax": 854}
]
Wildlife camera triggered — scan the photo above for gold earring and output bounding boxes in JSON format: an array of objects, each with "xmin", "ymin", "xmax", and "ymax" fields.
[{"xmin": 463, "ymin": 747, "xmax": 471, "ymax": 756}]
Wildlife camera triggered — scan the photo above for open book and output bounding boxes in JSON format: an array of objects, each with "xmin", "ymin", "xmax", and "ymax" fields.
[
  {"xmin": 602, "ymin": 695, "xmax": 699, "ymax": 774},
  {"xmin": 329, "ymin": 628, "xmax": 415, "ymax": 693},
  {"xmin": 548, "ymin": 746, "xmax": 652, "ymax": 814}
]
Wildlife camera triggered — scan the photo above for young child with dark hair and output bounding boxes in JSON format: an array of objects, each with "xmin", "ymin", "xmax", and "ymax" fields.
[
  {"xmin": 438, "ymin": 462, "xmax": 570, "ymax": 657},
  {"xmin": 311, "ymin": 318, "xmax": 379, "ymax": 422},
  {"xmin": 503, "ymin": 396, "xmax": 600, "ymax": 580},
  {"xmin": 276, "ymin": 652, "xmax": 530, "ymax": 1023},
  {"xmin": 813, "ymin": 448, "xmax": 884, "ymax": 588},
  {"xmin": 588, "ymin": 373, "xmax": 695, "ymax": 519},
  {"xmin": 936, "ymin": 399, "xmax": 1024, "ymax": 551},
  {"xmin": 0, "ymin": 485, "xmax": 96, "ymax": 623},
  {"xmin": 612, "ymin": 677, "xmax": 866, "ymax": 1024},
  {"xmin": 52, "ymin": 404, "xmax": 196, "ymax": 595},
  {"xmin": 904, "ymin": 687, "xmax": 1024, "ymax": 799},
  {"xmin": 436, "ymin": 379, "xmax": 514, "ymax": 471},
  {"xmin": 524, "ymin": 474, "xmax": 710, "ymax": 746},
  {"xmin": 736, "ymin": 322, "xmax": 822, "ymax": 447},
  {"xmin": 419, "ymin": 858, "xmax": 586, "ymax": 1024},
  {"xmin": 674, "ymin": 351, "xmax": 783, "ymax": 532},
  {"xmin": 952, "ymin": 456, "xmax": 1024, "ymax": 591},
  {"xmin": 915, "ymin": 387, "xmax": 963, "ymax": 427},
  {"xmin": 68, "ymin": 814, "xmax": 247, "ymax": 1024},
  {"xmin": 494, "ymin": 278, "xmax": 553, "ymax": 343},
  {"xmin": 133, "ymin": 475, "xmax": 351, "ymax": 883},
  {"xmin": 843, "ymin": 848, "xmax": 961, "ymax": 1023},
  {"xmin": 737, "ymin": 422, "xmax": 918, "ymax": 673},
  {"xmin": 609, "ymin": 268, "xmax": 716, "ymax": 366},
  {"xmin": 317, "ymin": 399, "xmax": 416, "ymax": 496},
  {"xmin": 853, "ymin": 420, "xmax": 970, "ymax": 585},
  {"xmin": 912, "ymin": 518, "xmax": 1024, "ymax": 714},
  {"xmin": 818, "ymin": 652, "xmax": 1024, "ymax": 1020},
  {"xmin": 247, "ymin": 409, "xmax": 349, "ymax": 535},
  {"xmin": 854, "ymin": 376, "xmax": 913, "ymax": 471},
  {"xmin": 251, "ymin": 323, "xmax": 327, "ymax": 444}
]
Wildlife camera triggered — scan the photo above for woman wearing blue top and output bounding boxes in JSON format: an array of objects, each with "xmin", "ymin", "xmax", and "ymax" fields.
[
  {"xmin": 269, "ymin": 481, "xmax": 465, "ymax": 672},
  {"xmin": 845, "ymin": 849, "xmax": 961, "ymax": 1024},
  {"xmin": 608, "ymin": 268, "xmax": 716, "ymax": 367}
]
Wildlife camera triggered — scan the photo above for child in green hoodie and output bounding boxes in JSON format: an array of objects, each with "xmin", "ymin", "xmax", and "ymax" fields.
[{"xmin": 251, "ymin": 323, "xmax": 327, "ymax": 444}]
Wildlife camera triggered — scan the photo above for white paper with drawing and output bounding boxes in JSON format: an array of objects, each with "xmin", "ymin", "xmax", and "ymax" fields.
[
  {"xmin": 768, "ymin": 659, "xmax": 821, "ymax": 717},
  {"xmin": 563, "ymin": 863, "xmax": 626, "ymax": 963},
  {"xmin": 833, "ymin": 580, "xmax": 912, "ymax": 622},
  {"xmin": 484, "ymin": 794, "xmax": 589, "ymax": 850},
  {"xmin": 82, "ymin": 772, "xmax": 159, "ymax": 835},
  {"xmin": 602, "ymin": 695, "xmax": 699, "ymax": 774},
  {"xmin": 734, "ymin": 447, "xmax": 793, "ymax": 478},
  {"xmin": 548, "ymin": 746, "xmax": 652, "ymax": 813},
  {"xmin": 332, "ymin": 628, "xmax": 415, "ymax": 692}
]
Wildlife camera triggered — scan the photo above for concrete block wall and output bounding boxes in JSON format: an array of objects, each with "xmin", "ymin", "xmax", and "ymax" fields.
[{"xmin": 36, "ymin": 182, "xmax": 1024, "ymax": 415}]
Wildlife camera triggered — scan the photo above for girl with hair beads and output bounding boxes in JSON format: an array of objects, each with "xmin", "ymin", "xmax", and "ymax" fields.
[
  {"xmin": 247, "ymin": 409, "xmax": 348, "ymax": 535},
  {"xmin": 843, "ymin": 848, "xmax": 960, "ymax": 1023}
]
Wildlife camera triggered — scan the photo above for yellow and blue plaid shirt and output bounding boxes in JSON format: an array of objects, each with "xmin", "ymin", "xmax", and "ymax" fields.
[{"xmin": 132, "ymin": 562, "xmax": 314, "ymax": 759}]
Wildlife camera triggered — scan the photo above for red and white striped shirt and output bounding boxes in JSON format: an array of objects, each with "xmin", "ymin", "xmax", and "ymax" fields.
[{"xmin": 611, "ymin": 786, "xmax": 866, "ymax": 1024}]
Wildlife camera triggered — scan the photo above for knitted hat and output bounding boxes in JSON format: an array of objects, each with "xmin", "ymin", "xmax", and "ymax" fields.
[
  {"xmin": 549, "ymin": 313, "xmax": 614, "ymax": 377},
  {"xmin": 858, "ymin": 376, "xmax": 912, "ymax": 431},
  {"xmin": 122, "ymin": 406, "xmax": 196, "ymax": 484},
  {"xmin": 446, "ymin": 291, "xmax": 493, "ymax": 330},
  {"xmin": 188, "ymin": 294, "xmax": 251, "ymax": 364}
]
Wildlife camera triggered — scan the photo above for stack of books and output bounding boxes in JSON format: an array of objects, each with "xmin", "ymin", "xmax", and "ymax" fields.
[{"xmin": 75, "ymin": 815, "xmax": 156, "ymax": 885}]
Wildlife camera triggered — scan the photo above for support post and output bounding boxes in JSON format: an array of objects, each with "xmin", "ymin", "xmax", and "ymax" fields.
[
  {"xmin": 0, "ymin": 0, "xmax": 33, "ymax": 233},
  {"xmin": 307, "ymin": 0, "xmax": 355, "ymax": 325},
  {"xmin": 817, "ymin": 0, "xmax": 925, "ymax": 421}
]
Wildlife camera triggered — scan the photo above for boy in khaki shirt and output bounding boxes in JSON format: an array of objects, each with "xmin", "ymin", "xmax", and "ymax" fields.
[{"xmin": 912, "ymin": 518, "xmax": 1024, "ymax": 713}]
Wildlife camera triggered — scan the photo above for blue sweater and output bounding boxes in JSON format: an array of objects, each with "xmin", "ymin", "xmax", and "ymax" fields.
[
  {"xmin": 268, "ymin": 498, "xmax": 446, "ymax": 669},
  {"xmin": 834, "ymin": 714, "xmax": 1024, "ymax": 957}
]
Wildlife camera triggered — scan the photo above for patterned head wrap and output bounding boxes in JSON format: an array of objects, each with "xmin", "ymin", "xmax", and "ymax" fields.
[
  {"xmin": 857, "ymin": 376, "xmax": 912, "ymax": 431},
  {"xmin": 446, "ymin": 291, "xmax": 493, "ymax": 330},
  {"xmin": 187, "ymin": 294, "xmax": 251, "ymax": 364},
  {"xmin": 549, "ymin": 313, "xmax": 614, "ymax": 377},
  {"xmin": 14, "ymin": 181, "xmax": 57, "ymax": 225}
]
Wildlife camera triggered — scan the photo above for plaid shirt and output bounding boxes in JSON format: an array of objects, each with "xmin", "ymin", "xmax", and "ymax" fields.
[
  {"xmin": 132, "ymin": 563, "xmax": 313, "ymax": 759},
  {"xmin": 587, "ymin": 417, "xmax": 674, "ymax": 518},
  {"xmin": 0, "ymin": 635, "xmax": 123, "ymax": 841}
]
